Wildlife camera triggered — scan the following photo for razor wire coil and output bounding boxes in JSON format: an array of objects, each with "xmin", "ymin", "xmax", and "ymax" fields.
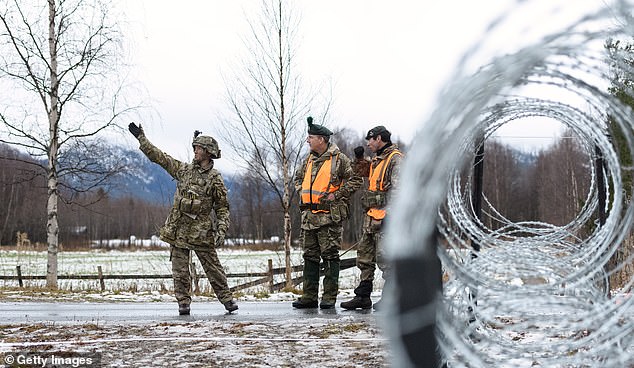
[{"xmin": 386, "ymin": 1, "xmax": 634, "ymax": 367}]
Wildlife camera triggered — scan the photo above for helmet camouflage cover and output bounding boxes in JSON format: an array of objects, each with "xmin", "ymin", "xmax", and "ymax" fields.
[{"xmin": 192, "ymin": 135, "xmax": 221, "ymax": 159}]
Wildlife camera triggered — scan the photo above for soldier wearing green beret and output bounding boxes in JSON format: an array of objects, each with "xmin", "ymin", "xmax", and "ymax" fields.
[
  {"xmin": 128, "ymin": 123, "xmax": 238, "ymax": 315},
  {"xmin": 292, "ymin": 117, "xmax": 363, "ymax": 309}
]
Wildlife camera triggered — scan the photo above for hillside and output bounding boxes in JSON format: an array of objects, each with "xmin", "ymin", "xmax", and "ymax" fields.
[{"xmin": 0, "ymin": 141, "xmax": 239, "ymax": 205}]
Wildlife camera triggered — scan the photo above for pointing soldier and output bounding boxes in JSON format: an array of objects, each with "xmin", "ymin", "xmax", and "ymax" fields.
[
  {"xmin": 292, "ymin": 117, "xmax": 362, "ymax": 309},
  {"xmin": 128, "ymin": 123, "xmax": 238, "ymax": 315},
  {"xmin": 341, "ymin": 125, "xmax": 403, "ymax": 311}
]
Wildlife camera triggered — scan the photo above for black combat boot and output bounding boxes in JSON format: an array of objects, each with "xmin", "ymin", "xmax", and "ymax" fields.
[
  {"xmin": 340, "ymin": 295, "xmax": 372, "ymax": 310},
  {"xmin": 320, "ymin": 259, "xmax": 340, "ymax": 309},
  {"xmin": 319, "ymin": 301, "xmax": 335, "ymax": 309},
  {"xmin": 292, "ymin": 259, "xmax": 320, "ymax": 309},
  {"xmin": 224, "ymin": 299, "xmax": 238, "ymax": 312},
  {"xmin": 178, "ymin": 303, "xmax": 190, "ymax": 315},
  {"xmin": 292, "ymin": 299, "xmax": 318, "ymax": 308},
  {"xmin": 340, "ymin": 280, "xmax": 373, "ymax": 310}
]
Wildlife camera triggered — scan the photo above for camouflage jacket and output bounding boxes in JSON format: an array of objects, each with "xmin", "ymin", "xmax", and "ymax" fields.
[
  {"xmin": 362, "ymin": 143, "xmax": 403, "ymax": 218},
  {"xmin": 369, "ymin": 143, "xmax": 402, "ymax": 194},
  {"xmin": 352, "ymin": 157, "xmax": 371, "ymax": 178},
  {"xmin": 137, "ymin": 134, "xmax": 230, "ymax": 249},
  {"xmin": 294, "ymin": 142, "xmax": 362, "ymax": 230}
]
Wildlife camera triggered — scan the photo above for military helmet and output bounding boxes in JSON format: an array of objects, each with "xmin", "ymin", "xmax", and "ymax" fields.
[{"xmin": 192, "ymin": 135, "xmax": 221, "ymax": 159}]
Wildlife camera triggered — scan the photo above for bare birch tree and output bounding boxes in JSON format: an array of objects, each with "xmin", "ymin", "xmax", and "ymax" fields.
[
  {"xmin": 0, "ymin": 0, "xmax": 139, "ymax": 287},
  {"xmin": 219, "ymin": 0, "xmax": 331, "ymax": 288}
]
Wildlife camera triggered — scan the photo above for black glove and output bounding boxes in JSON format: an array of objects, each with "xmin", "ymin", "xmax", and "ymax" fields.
[
  {"xmin": 354, "ymin": 146, "xmax": 365, "ymax": 159},
  {"xmin": 128, "ymin": 122, "xmax": 143, "ymax": 138}
]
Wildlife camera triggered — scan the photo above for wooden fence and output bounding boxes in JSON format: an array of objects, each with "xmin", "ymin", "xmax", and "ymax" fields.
[{"xmin": 0, "ymin": 257, "xmax": 357, "ymax": 293}]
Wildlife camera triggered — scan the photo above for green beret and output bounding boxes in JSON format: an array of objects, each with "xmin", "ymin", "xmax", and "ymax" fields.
[
  {"xmin": 365, "ymin": 125, "xmax": 390, "ymax": 140},
  {"xmin": 307, "ymin": 116, "xmax": 332, "ymax": 136}
]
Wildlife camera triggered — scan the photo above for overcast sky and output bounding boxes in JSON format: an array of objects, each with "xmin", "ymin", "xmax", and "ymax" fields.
[{"xmin": 121, "ymin": 0, "xmax": 571, "ymax": 174}]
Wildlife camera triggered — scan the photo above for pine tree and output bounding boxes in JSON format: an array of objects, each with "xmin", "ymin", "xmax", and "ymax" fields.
[{"xmin": 605, "ymin": 39, "xmax": 634, "ymax": 290}]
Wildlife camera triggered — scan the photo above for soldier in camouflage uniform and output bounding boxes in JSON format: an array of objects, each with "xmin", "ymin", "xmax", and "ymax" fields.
[
  {"xmin": 341, "ymin": 125, "xmax": 403, "ymax": 311},
  {"xmin": 128, "ymin": 123, "xmax": 238, "ymax": 315},
  {"xmin": 292, "ymin": 117, "xmax": 362, "ymax": 309},
  {"xmin": 352, "ymin": 146, "xmax": 371, "ymax": 178}
]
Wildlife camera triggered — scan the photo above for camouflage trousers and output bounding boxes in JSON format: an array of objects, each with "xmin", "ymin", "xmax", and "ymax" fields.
[
  {"xmin": 301, "ymin": 223, "xmax": 343, "ymax": 263},
  {"xmin": 300, "ymin": 223, "xmax": 343, "ymax": 303},
  {"xmin": 171, "ymin": 245, "xmax": 232, "ymax": 305},
  {"xmin": 357, "ymin": 215, "xmax": 390, "ymax": 283}
]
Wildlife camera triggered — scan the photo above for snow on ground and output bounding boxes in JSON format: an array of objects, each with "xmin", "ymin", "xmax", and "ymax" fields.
[
  {"xmin": 0, "ymin": 248, "xmax": 384, "ymax": 293},
  {"xmin": 0, "ymin": 307, "xmax": 388, "ymax": 367},
  {"xmin": 0, "ymin": 288, "xmax": 384, "ymax": 304},
  {"xmin": 2, "ymin": 249, "xmax": 632, "ymax": 366},
  {"xmin": 0, "ymin": 249, "xmax": 389, "ymax": 367},
  {"xmin": 0, "ymin": 290, "xmax": 389, "ymax": 367}
]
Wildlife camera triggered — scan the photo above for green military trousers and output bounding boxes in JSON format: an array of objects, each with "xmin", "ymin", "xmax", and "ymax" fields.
[
  {"xmin": 171, "ymin": 245, "xmax": 233, "ymax": 305},
  {"xmin": 356, "ymin": 215, "xmax": 390, "ymax": 284},
  {"xmin": 301, "ymin": 224, "xmax": 343, "ymax": 303}
]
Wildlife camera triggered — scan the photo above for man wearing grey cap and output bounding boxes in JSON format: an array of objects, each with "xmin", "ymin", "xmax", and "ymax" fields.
[
  {"xmin": 341, "ymin": 125, "xmax": 403, "ymax": 310},
  {"xmin": 292, "ymin": 117, "xmax": 362, "ymax": 309}
]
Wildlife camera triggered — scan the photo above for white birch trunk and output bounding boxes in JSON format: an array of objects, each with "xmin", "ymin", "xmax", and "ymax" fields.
[
  {"xmin": 46, "ymin": 155, "xmax": 59, "ymax": 288},
  {"xmin": 282, "ymin": 144, "xmax": 293, "ymax": 289},
  {"xmin": 46, "ymin": 0, "xmax": 60, "ymax": 288}
]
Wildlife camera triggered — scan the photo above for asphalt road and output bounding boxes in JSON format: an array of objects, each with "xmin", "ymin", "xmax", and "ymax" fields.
[{"xmin": 0, "ymin": 301, "xmax": 381, "ymax": 324}]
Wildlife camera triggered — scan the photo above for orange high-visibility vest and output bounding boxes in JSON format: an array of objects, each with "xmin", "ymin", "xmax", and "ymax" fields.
[
  {"xmin": 367, "ymin": 150, "xmax": 401, "ymax": 220},
  {"xmin": 301, "ymin": 154, "xmax": 340, "ymax": 213}
]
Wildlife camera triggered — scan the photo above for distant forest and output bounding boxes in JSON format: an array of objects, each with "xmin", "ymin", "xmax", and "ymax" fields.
[
  {"xmin": 480, "ymin": 131, "xmax": 592, "ymax": 231},
  {"xmin": 0, "ymin": 131, "xmax": 593, "ymax": 248}
]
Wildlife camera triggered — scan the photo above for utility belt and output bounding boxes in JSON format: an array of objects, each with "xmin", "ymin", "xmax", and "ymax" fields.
[
  {"xmin": 361, "ymin": 190, "xmax": 387, "ymax": 209},
  {"xmin": 300, "ymin": 203, "xmax": 330, "ymax": 212}
]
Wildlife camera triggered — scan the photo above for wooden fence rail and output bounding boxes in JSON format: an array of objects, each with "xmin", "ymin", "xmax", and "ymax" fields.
[{"xmin": 0, "ymin": 258, "xmax": 357, "ymax": 293}]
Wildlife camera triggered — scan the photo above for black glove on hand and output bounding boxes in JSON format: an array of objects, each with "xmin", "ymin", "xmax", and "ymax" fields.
[
  {"xmin": 354, "ymin": 146, "xmax": 365, "ymax": 159},
  {"xmin": 128, "ymin": 122, "xmax": 143, "ymax": 138}
]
